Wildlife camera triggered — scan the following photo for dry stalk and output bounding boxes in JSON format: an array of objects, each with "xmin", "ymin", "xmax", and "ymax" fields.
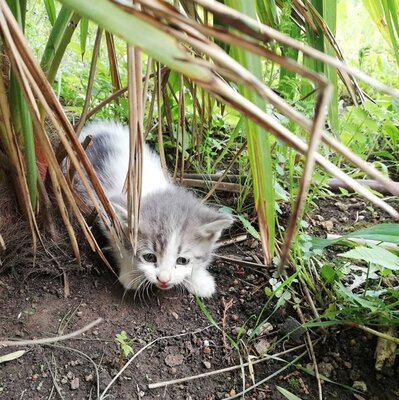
[
  {"xmin": 75, "ymin": 27, "xmax": 104, "ymax": 136},
  {"xmin": 295, "ymin": 300, "xmax": 323, "ymax": 400},
  {"xmin": 0, "ymin": 318, "xmax": 103, "ymax": 347},
  {"xmin": 278, "ymin": 85, "xmax": 332, "ymax": 273},
  {"xmin": 105, "ymin": 32, "xmax": 122, "ymax": 93},
  {"xmin": 126, "ymin": 38, "xmax": 143, "ymax": 250}
]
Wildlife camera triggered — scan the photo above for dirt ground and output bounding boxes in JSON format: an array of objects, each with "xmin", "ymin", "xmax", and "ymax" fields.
[{"xmin": 0, "ymin": 197, "xmax": 398, "ymax": 400}]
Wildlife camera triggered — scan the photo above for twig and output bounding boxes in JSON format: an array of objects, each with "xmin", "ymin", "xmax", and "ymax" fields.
[
  {"xmin": 348, "ymin": 323, "xmax": 399, "ymax": 345},
  {"xmin": 221, "ymin": 297, "xmax": 233, "ymax": 349},
  {"xmin": 215, "ymin": 254, "xmax": 266, "ymax": 269},
  {"xmin": 148, "ymin": 343, "xmax": 307, "ymax": 389},
  {"xmin": 0, "ymin": 233, "xmax": 5, "ymax": 253},
  {"xmin": 295, "ymin": 302, "xmax": 323, "ymax": 400},
  {"xmin": 44, "ymin": 354, "xmax": 65, "ymax": 400},
  {"xmin": 216, "ymin": 234, "xmax": 248, "ymax": 248},
  {"xmin": 0, "ymin": 318, "xmax": 103, "ymax": 347},
  {"xmin": 75, "ymin": 27, "xmax": 103, "ymax": 136}
]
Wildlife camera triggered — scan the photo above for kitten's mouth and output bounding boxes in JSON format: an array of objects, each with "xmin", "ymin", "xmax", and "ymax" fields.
[{"xmin": 157, "ymin": 283, "xmax": 170, "ymax": 290}]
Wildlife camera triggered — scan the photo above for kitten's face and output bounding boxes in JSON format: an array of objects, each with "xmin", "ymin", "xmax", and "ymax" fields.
[
  {"xmin": 134, "ymin": 221, "xmax": 224, "ymax": 290},
  {"xmin": 114, "ymin": 188, "xmax": 233, "ymax": 295}
]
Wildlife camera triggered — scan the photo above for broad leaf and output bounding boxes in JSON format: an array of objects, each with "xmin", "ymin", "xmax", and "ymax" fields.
[{"xmin": 338, "ymin": 245, "xmax": 399, "ymax": 270}]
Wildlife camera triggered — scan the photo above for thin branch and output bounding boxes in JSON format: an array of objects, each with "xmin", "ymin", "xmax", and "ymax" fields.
[{"xmin": 0, "ymin": 318, "xmax": 103, "ymax": 347}]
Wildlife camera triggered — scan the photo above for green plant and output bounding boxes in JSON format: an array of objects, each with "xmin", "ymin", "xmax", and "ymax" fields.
[{"xmin": 115, "ymin": 330, "xmax": 135, "ymax": 361}]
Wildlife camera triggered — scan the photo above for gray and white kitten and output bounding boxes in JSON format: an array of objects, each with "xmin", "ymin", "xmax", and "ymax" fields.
[{"xmin": 78, "ymin": 121, "xmax": 233, "ymax": 297}]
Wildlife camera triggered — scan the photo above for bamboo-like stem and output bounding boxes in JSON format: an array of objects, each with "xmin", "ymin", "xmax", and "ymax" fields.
[
  {"xmin": 126, "ymin": 13, "xmax": 143, "ymax": 250},
  {"xmin": 278, "ymin": 84, "xmax": 332, "ymax": 274},
  {"xmin": 105, "ymin": 32, "xmax": 122, "ymax": 93},
  {"xmin": 156, "ymin": 62, "xmax": 168, "ymax": 176},
  {"xmin": 75, "ymin": 27, "xmax": 103, "ymax": 136}
]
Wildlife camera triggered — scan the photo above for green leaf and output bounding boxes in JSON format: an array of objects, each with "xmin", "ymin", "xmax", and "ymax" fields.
[
  {"xmin": 58, "ymin": 0, "xmax": 212, "ymax": 81},
  {"xmin": 320, "ymin": 264, "xmax": 339, "ymax": 284},
  {"xmin": 338, "ymin": 245, "xmax": 399, "ymax": 270},
  {"xmin": 311, "ymin": 223, "xmax": 399, "ymax": 250},
  {"xmin": 276, "ymin": 386, "xmax": 303, "ymax": 400},
  {"xmin": 44, "ymin": 0, "xmax": 57, "ymax": 26},
  {"xmin": 80, "ymin": 17, "xmax": 89, "ymax": 58},
  {"xmin": 236, "ymin": 213, "xmax": 260, "ymax": 240}
]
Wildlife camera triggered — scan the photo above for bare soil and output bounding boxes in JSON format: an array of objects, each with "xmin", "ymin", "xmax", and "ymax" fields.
[{"xmin": 1, "ymin": 196, "xmax": 398, "ymax": 400}]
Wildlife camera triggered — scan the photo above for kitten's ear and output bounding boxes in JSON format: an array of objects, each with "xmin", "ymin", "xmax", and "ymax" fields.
[{"xmin": 198, "ymin": 211, "xmax": 234, "ymax": 241}]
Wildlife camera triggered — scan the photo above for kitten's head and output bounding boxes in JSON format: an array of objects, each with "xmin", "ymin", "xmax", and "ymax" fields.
[{"xmin": 113, "ymin": 187, "xmax": 233, "ymax": 293}]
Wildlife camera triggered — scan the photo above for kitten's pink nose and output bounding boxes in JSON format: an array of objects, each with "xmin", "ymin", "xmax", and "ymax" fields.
[{"xmin": 157, "ymin": 277, "xmax": 170, "ymax": 288}]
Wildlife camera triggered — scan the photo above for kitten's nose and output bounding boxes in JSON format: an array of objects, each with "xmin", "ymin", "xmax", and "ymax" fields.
[{"xmin": 157, "ymin": 277, "xmax": 170, "ymax": 287}]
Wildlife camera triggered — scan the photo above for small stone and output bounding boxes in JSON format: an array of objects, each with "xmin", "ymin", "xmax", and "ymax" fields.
[
  {"xmin": 171, "ymin": 367, "xmax": 177, "ymax": 375},
  {"xmin": 318, "ymin": 361, "xmax": 334, "ymax": 378},
  {"xmin": 240, "ymin": 289, "xmax": 247, "ymax": 296},
  {"xmin": 61, "ymin": 377, "xmax": 68, "ymax": 384},
  {"xmin": 66, "ymin": 371, "xmax": 74, "ymax": 380},
  {"xmin": 203, "ymin": 361, "xmax": 211, "ymax": 369},
  {"xmin": 231, "ymin": 314, "xmax": 239, "ymax": 322},
  {"xmin": 171, "ymin": 311, "xmax": 179, "ymax": 320},
  {"xmin": 92, "ymin": 330, "xmax": 99, "ymax": 336},
  {"xmin": 232, "ymin": 279, "xmax": 239, "ymax": 286},
  {"xmin": 85, "ymin": 374, "xmax": 93, "ymax": 382},
  {"xmin": 247, "ymin": 274, "xmax": 255, "ymax": 282},
  {"xmin": 229, "ymin": 389, "xmax": 237, "ymax": 397},
  {"xmin": 32, "ymin": 374, "xmax": 39, "ymax": 381},
  {"xmin": 250, "ymin": 240, "xmax": 258, "ymax": 249},
  {"xmin": 280, "ymin": 316, "xmax": 306, "ymax": 343},
  {"xmin": 256, "ymin": 322, "xmax": 273, "ymax": 336},
  {"xmin": 203, "ymin": 346, "xmax": 211, "ymax": 354},
  {"xmin": 165, "ymin": 354, "xmax": 184, "ymax": 367},
  {"xmin": 335, "ymin": 201, "xmax": 349, "ymax": 212},
  {"xmin": 70, "ymin": 377, "xmax": 79, "ymax": 390},
  {"xmin": 203, "ymin": 340, "xmax": 210, "ymax": 347},
  {"xmin": 76, "ymin": 311, "xmax": 83, "ymax": 317},
  {"xmin": 352, "ymin": 381, "xmax": 367, "ymax": 393},
  {"xmin": 350, "ymin": 339, "xmax": 356, "ymax": 346},
  {"xmin": 343, "ymin": 361, "xmax": 352, "ymax": 369},
  {"xmin": 254, "ymin": 339, "xmax": 270, "ymax": 355},
  {"xmin": 98, "ymin": 370, "xmax": 112, "ymax": 391},
  {"xmin": 321, "ymin": 220, "xmax": 334, "ymax": 231}
]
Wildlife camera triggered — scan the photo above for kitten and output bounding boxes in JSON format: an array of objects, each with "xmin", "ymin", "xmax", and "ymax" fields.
[{"xmin": 77, "ymin": 121, "xmax": 233, "ymax": 297}]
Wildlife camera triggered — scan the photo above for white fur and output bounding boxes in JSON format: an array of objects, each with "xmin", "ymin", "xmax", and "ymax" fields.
[{"xmin": 81, "ymin": 121, "xmax": 170, "ymax": 198}]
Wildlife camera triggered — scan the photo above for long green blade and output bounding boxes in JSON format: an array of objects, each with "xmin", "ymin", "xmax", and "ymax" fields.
[
  {"xmin": 226, "ymin": 0, "xmax": 275, "ymax": 263},
  {"xmin": 57, "ymin": 0, "xmax": 211, "ymax": 81},
  {"xmin": 7, "ymin": 0, "xmax": 37, "ymax": 208}
]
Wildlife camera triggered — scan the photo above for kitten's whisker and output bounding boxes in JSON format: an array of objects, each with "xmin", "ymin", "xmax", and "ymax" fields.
[{"xmin": 133, "ymin": 278, "xmax": 146, "ymax": 302}]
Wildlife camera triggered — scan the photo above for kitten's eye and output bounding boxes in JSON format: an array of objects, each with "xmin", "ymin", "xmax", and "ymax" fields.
[
  {"xmin": 143, "ymin": 253, "xmax": 157, "ymax": 263},
  {"xmin": 176, "ymin": 257, "xmax": 189, "ymax": 265}
]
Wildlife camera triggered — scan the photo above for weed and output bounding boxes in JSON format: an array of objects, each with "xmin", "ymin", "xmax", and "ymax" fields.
[{"xmin": 115, "ymin": 330, "xmax": 135, "ymax": 366}]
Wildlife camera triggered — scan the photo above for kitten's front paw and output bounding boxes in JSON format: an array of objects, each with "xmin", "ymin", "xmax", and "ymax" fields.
[{"xmin": 187, "ymin": 269, "xmax": 216, "ymax": 298}]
